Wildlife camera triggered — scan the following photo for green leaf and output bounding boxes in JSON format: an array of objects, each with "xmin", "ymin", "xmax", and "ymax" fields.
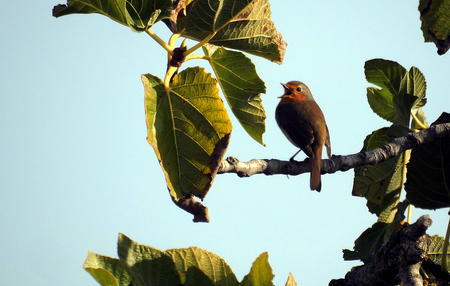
[
  {"xmin": 241, "ymin": 252, "xmax": 274, "ymax": 286},
  {"xmin": 365, "ymin": 59, "xmax": 406, "ymax": 110},
  {"xmin": 343, "ymin": 201, "xmax": 408, "ymax": 263},
  {"xmin": 117, "ymin": 233, "xmax": 181, "ymax": 286},
  {"xmin": 418, "ymin": 0, "xmax": 450, "ymax": 55},
  {"xmin": 364, "ymin": 59, "xmax": 422, "ymax": 127},
  {"xmin": 53, "ymin": 0, "xmax": 173, "ymax": 31},
  {"xmin": 352, "ymin": 126, "xmax": 408, "ymax": 217},
  {"xmin": 86, "ymin": 234, "xmax": 252, "ymax": 286},
  {"xmin": 185, "ymin": 267, "xmax": 215, "ymax": 286},
  {"xmin": 343, "ymin": 222, "xmax": 390, "ymax": 263},
  {"xmin": 83, "ymin": 251, "xmax": 132, "ymax": 286},
  {"xmin": 166, "ymin": 247, "xmax": 239, "ymax": 286},
  {"xmin": 344, "ymin": 221, "xmax": 403, "ymax": 263},
  {"xmin": 428, "ymin": 235, "xmax": 450, "ymax": 270},
  {"xmin": 143, "ymin": 74, "xmax": 177, "ymax": 198},
  {"xmin": 407, "ymin": 67, "xmax": 427, "ymax": 109},
  {"xmin": 405, "ymin": 112, "xmax": 450, "ymax": 209},
  {"xmin": 366, "ymin": 87, "xmax": 395, "ymax": 123},
  {"xmin": 177, "ymin": 0, "xmax": 286, "ymax": 63},
  {"xmin": 204, "ymin": 46, "xmax": 266, "ymax": 145},
  {"xmin": 143, "ymin": 68, "xmax": 232, "ymax": 202},
  {"xmin": 143, "ymin": 74, "xmax": 164, "ymax": 148}
]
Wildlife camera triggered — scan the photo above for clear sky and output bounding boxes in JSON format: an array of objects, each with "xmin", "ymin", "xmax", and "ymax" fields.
[{"xmin": 1, "ymin": 1, "xmax": 449, "ymax": 286}]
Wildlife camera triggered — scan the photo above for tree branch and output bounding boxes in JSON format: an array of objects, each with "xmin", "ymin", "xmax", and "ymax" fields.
[
  {"xmin": 218, "ymin": 123, "xmax": 450, "ymax": 177},
  {"xmin": 330, "ymin": 215, "xmax": 436, "ymax": 286}
]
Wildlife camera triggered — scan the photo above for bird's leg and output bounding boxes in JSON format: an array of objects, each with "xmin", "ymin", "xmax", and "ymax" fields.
[{"xmin": 289, "ymin": 149, "xmax": 302, "ymax": 162}]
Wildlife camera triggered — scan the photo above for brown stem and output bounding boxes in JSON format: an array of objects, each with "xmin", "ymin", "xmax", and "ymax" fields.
[{"xmin": 172, "ymin": 194, "xmax": 209, "ymax": 223}]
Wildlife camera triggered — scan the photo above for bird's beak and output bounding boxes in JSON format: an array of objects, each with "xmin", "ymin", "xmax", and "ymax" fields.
[{"xmin": 279, "ymin": 82, "xmax": 291, "ymax": 98}]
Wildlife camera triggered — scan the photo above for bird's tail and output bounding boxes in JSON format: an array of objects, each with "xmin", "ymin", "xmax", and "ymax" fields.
[{"xmin": 310, "ymin": 146, "xmax": 322, "ymax": 192}]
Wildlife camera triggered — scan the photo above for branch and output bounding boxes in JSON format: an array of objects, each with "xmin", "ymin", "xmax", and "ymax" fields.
[
  {"xmin": 330, "ymin": 215, "xmax": 436, "ymax": 286},
  {"xmin": 218, "ymin": 123, "xmax": 450, "ymax": 177}
]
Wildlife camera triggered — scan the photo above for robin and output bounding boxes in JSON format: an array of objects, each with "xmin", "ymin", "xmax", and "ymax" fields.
[{"xmin": 275, "ymin": 81, "xmax": 331, "ymax": 191}]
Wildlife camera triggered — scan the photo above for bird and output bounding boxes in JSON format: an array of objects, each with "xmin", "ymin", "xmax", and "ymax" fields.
[{"xmin": 275, "ymin": 81, "xmax": 331, "ymax": 192}]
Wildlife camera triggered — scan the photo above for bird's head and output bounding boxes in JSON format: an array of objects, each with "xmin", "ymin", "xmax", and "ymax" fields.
[{"xmin": 279, "ymin": 81, "xmax": 313, "ymax": 103}]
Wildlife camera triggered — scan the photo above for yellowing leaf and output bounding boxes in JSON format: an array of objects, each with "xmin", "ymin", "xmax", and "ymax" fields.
[
  {"xmin": 285, "ymin": 273, "xmax": 297, "ymax": 286},
  {"xmin": 83, "ymin": 251, "xmax": 131, "ymax": 286},
  {"xmin": 143, "ymin": 68, "xmax": 232, "ymax": 202},
  {"xmin": 241, "ymin": 252, "xmax": 274, "ymax": 286}
]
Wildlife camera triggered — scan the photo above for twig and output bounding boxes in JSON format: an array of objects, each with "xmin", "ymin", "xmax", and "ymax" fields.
[{"xmin": 218, "ymin": 123, "xmax": 450, "ymax": 177}]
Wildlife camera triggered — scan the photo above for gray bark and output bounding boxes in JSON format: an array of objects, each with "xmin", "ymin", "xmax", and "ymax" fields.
[
  {"xmin": 218, "ymin": 123, "xmax": 450, "ymax": 178},
  {"xmin": 329, "ymin": 215, "xmax": 435, "ymax": 286}
]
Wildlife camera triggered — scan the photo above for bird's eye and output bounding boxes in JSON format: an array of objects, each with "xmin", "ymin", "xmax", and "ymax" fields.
[{"xmin": 296, "ymin": 87, "xmax": 302, "ymax": 92}]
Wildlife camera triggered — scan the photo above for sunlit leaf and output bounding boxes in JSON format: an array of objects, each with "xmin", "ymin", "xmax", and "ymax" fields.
[
  {"xmin": 241, "ymin": 252, "xmax": 274, "ymax": 286},
  {"xmin": 83, "ymin": 251, "xmax": 132, "ymax": 286},
  {"xmin": 53, "ymin": 0, "xmax": 173, "ymax": 31},
  {"xmin": 407, "ymin": 67, "xmax": 427, "ymax": 109},
  {"xmin": 418, "ymin": 0, "xmax": 450, "ymax": 55},
  {"xmin": 143, "ymin": 68, "xmax": 232, "ymax": 201},
  {"xmin": 284, "ymin": 273, "xmax": 297, "ymax": 286},
  {"xmin": 117, "ymin": 233, "xmax": 180, "ymax": 286},
  {"xmin": 166, "ymin": 247, "xmax": 239, "ymax": 286},
  {"xmin": 204, "ymin": 45, "xmax": 266, "ymax": 145},
  {"xmin": 87, "ymin": 234, "xmax": 277, "ymax": 286},
  {"xmin": 405, "ymin": 112, "xmax": 450, "ymax": 209},
  {"xmin": 177, "ymin": 0, "xmax": 286, "ymax": 63},
  {"xmin": 428, "ymin": 235, "xmax": 450, "ymax": 270}
]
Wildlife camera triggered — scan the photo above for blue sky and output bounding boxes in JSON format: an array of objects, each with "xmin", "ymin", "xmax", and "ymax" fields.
[{"xmin": 1, "ymin": 1, "xmax": 449, "ymax": 285}]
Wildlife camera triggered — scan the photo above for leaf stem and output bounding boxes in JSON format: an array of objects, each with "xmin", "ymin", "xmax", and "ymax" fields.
[
  {"xmin": 185, "ymin": 54, "xmax": 210, "ymax": 61},
  {"xmin": 407, "ymin": 205, "xmax": 412, "ymax": 224},
  {"xmin": 410, "ymin": 109, "xmax": 428, "ymax": 129},
  {"xmin": 164, "ymin": 66, "xmax": 178, "ymax": 88},
  {"xmin": 146, "ymin": 29, "xmax": 174, "ymax": 55},
  {"xmin": 443, "ymin": 217, "xmax": 450, "ymax": 272},
  {"xmin": 401, "ymin": 149, "xmax": 411, "ymax": 223},
  {"xmin": 184, "ymin": 32, "xmax": 217, "ymax": 56},
  {"xmin": 168, "ymin": 33, "xmax": 181, "ymax": 49}
]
